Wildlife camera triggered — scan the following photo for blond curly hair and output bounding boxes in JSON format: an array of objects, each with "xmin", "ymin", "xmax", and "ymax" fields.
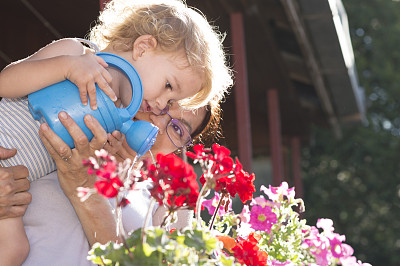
[{"xmin": 89, "ymin": 0, "xmax": 232, "ymax": 109}]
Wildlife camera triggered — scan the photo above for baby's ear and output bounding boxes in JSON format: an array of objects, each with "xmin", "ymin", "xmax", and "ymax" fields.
[{"xmin": 132, "ymin": 35, "xmax": 158, "ymax": 60}]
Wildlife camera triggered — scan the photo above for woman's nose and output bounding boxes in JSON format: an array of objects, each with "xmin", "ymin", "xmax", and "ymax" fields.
[
  {"xmin": 149, "ymin": 113, "xmax": 170, "ymax": 134},
  {"xmin": 156, "ymin": 97, "xmax": 171, "ymax": 114}
]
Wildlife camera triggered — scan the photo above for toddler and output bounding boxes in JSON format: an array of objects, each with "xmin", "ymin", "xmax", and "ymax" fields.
[{"xmin": 0, "ymin": 0, "xmax": 233, "ymax": 264}]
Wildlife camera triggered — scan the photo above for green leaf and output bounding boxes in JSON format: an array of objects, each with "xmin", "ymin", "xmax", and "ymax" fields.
[{"xmin": 142, "ymin": 242, "xmax": 155, "ymax": 257}]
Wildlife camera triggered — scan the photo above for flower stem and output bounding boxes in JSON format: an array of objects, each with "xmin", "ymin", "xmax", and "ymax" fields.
[
  {"xmin": 160, "ymin": 209, "xmax": 171, "ymax": 228},
  {"xmin": 208, "ymin": 193, "xmax": 226, "ymax": 230},
  {"xmin": 195, "ymin": 180, "xmax": 209, "ymax": 226},
  {"xmin": 115, "ymin": 197, "xmax": 134, "ymax": 258},
  {"xmin": 141, "ymin": 198, "xmax": 156, "ymax": 244}
]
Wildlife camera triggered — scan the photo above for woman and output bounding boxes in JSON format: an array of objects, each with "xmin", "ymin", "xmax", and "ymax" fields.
[{"xmin": 22, "ymin": 101, "xmax": 220, "ymax": 265}]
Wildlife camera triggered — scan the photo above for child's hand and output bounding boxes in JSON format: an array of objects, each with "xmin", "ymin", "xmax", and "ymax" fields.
[{"xmin": 66, "ymin": 53, "xmax": 117, "ymax": 110}]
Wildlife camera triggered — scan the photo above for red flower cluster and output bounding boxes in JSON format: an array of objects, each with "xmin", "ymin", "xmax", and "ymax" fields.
[
  {"xmin": 231, "ymin": 232, "xmax": 269, "ymax": 266},
  {"xmin": 187, "ymin": 144, "xmax": 255, "ymax": 203},
  {"xmin": 83, "ymin": 150, "xmax": 123, "ymax": 198},
  {"xmin": 146, "ymin": 153, "xmax": 199, "ymax": 209}
]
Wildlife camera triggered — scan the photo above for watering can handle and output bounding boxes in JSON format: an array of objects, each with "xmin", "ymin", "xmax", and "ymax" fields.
[{"xmin": 95, "ymin": 52, "xmax": 143, "ymax": 121}]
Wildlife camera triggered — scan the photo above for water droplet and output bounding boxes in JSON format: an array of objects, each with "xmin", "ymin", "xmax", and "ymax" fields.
[{"xmin": 149, "ymin": 150, "xmax": 156, "ymax": 165}]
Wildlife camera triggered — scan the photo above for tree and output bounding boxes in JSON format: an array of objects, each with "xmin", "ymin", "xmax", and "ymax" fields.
[{"xmin": 302, "ymin": 1, "xmax": 400, "ymax": 265}]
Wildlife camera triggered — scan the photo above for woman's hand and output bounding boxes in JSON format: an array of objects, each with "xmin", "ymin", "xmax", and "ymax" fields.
[
  {"xmin": 38, "ymin": 111, "xmax": 123, "ymax": 245},
  {"xmin": 38, "ymin": 111, "xmax": 108, "ymax": 196},
  {"xmin": 103, "ymin": 131, "xmax": 125, "ymax": 159},
  {"xmin": 0, "ymin": 147, "xmax": 31, "ymax": 219}
]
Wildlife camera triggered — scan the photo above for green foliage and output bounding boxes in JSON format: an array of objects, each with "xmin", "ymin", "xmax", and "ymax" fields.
[
  {"xmin": 303, "ymin": 126, "xmax": 400, "ymax": 265},
  {"xmin": 88, "ymin": 226, "xmax": 228, "ymax": 266},
  {"xmin": 301, "ymin": 1, "xmax": 400, "ymax": 265},
  {"xmin": 256, "ymin": 201, "xmax": 312, "ymax": 264}
]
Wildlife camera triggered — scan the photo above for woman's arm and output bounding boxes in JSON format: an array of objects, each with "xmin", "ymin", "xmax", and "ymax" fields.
[
  {"xmin": 38, "ymin": 111, "xmax": 122, "ymax": 245},
  {"xmin": 0, "ymin": 38, "xmax": 114, "ymax": 109}
]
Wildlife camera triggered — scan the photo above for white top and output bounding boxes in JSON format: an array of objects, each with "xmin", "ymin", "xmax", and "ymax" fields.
[
  {"xmin": 23, "ymin": 171, "xmax": 155, "ymax": 265},
  {"xmin": 0, "ymin": 97, "xmax": 56, "ymax": 181}
]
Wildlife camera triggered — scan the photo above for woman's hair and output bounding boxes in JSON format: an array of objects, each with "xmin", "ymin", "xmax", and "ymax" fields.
[
  {"xmin": 173, "ymin": 99, "xmax": 221, "ymax": 157},
  {"xmin": 191, "ymin": 99, "xmax": 222, "ymax": 147},
  {"xmin": 89, "ymin": 0, "xmax": 233, "ymax": 109}
]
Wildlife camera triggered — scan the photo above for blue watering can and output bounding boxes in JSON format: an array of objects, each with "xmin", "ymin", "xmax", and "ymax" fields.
[{"xmin": 28, "ymin": 52, "xmax": 158, "ymax": 157}]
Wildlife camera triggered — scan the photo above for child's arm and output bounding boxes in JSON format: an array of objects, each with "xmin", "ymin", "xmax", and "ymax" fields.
[
  {"xmin": 0, "ymin": 217, "xmax": 29, "ymax": 265},
  {"xmin": 0, "ymin": 38, "xmax": 116, "ymax": 109}
]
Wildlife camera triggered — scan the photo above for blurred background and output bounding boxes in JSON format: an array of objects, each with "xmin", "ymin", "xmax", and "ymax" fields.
[{"xmin": 1, "ymin": 0, "xmax": 399, "ymax": 264}]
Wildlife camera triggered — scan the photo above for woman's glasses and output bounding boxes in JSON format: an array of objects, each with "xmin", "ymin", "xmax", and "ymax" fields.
[{"xmin": 164, "ymin": 112, "xmax": 193, "ymax": 149}]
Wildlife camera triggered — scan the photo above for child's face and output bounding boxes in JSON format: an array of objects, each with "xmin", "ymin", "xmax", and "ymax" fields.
[{"xmin": 132, "ymin": 48, "xmax": 203, "ymax": 115}]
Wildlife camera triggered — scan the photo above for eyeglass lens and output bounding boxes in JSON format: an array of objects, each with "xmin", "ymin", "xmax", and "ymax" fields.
[{"xmin": 167, "ymin": 118, "xmax": 192, "ymax": 148}]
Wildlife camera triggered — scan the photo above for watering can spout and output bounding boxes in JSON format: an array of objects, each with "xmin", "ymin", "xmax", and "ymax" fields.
[{"xmin": 121, "ymin": 120, "xmax": 159, "ymax": 157}]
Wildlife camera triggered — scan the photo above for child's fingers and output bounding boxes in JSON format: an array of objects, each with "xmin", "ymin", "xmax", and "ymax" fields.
[
  {"xmin": 86, "ymin": 82, "xmax": 98, "ymax": 110},
  {"xmin": 93, "ymin": 55, "xmax": 116, "ymax": 102},
  {"xmin": 77, "ymin": 84, "xmax": 89, "ymax": 106},
  {"xmin": 94, "ymin": 55, "xmax": 109, "ymax": 69},
  {"xmin": 102, "ymin": 68, "xmax": 113, "ymax": 84},
  {"xmin": 96, "ymin": 76, "xmax": 117, "ymax": 102}
]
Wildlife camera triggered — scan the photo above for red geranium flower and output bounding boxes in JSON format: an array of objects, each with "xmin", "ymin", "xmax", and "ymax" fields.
[
  {"xmin": 84, "ymin": 150, "xmax": 124, "ymax": 198},
  {"xmin": 186, "ymin": 144, "xmax": 211, "ymax": 160},
  {"xmin": 189, "ymin": 145, "xmax": 255, "ymax": 204},
  {"xmin": 94, "ymin": 177, "xmax": 123, "ymax": 198},
  {"xmin": 147, "ymin": 153, "xmax": 199, "ymax": 209},
  {"xmin": 233, "ymin": 169, "xmax": 256, "ymax": 203},
  {"xmin": 232, "ymin": 232, "xmax": 269, "ymax": 266}
]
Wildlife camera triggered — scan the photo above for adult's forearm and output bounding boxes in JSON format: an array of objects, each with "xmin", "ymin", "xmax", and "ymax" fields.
[{"xmin": 67, "ymin": 192, "xmax": 122, "ymax": 246}]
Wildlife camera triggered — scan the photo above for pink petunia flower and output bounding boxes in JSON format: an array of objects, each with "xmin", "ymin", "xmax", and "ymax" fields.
[
  {"xmin": 249, "ymin": 204, "xmax": 277, "ymax": 232},
  {"xmin": 340, "ymin": 255, "xmax": 372, "ymax": 266},
  {"xmin": 236, "ymin": 221, "xmax": 255, "ymax": 239},
  {"xmin": 302, "ymin": 226, "xmax": 331, "ymax": 266},
  {"xmin": 252, "ymin": 195, "xmax": 268, "ymax": 207},
  {"xmin": 260, "ymin": 181, "xmax": 295, "ymax": 203},
  {"xmin": 317, "ymin": 218, "xmax": 335, "ymax": 235},
  {"xmin": 202, "ymin": 192, "xmax": 232, "ymax": 216},
  {"xmin": 328, "ymin": 233, "xmax": 347, "ymax": 258},
  {"xmin": 239, "ymin": 204, "xmax": 251, "ymax": 223},
  {"xmin": 270, "ymin": 259, "xmax": 296, "ymax": 266}
]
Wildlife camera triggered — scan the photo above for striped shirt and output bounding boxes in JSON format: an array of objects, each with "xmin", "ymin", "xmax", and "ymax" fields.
[{"xmin": 0, "ymin": 97, "xmax": 56, "ymax": 181}]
